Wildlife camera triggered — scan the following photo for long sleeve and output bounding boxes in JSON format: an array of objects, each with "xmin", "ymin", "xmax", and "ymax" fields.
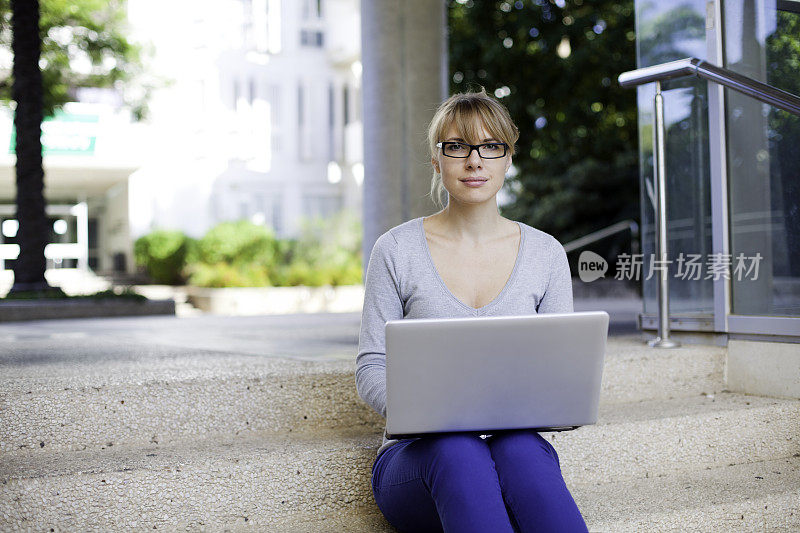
[
  {"xmin": 537, "ymin": 238, "xmax": 574, "ymax": 314},
  {"xmin": 356, "ymin": 232, "xmax": 404, "ymax": 418}
]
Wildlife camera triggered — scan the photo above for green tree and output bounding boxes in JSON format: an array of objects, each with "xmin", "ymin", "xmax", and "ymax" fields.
[
  {"xmin": 1, "ymin": 0, "xmax": 148, "ymax": 117},
  {"xmin": 5, "ymin": 0, "xmax": 54, "ymax": 294},
  {"xmin": 0, "ymin": 0, "xmax": 146, "ymax": 296},
  {"xmin": 766, "ymin": 10, "xmax": 800, "ymax": 276},
  {"xmin": 448, "ymin": 0, "xmax": 639, "ymax": 264}
]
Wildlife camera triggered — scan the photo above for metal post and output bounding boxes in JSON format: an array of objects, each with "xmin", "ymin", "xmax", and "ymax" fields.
[
  {"xmin": 649, "ymin": 81, "xmax": 680, "ymax": 348},
  {"xmin": 73, "ymin": 201, "xmax": 89, "ymax": 271}
]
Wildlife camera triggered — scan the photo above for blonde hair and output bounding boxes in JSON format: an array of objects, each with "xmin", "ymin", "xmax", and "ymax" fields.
[{"xmin": 427, "ymin": 88, "xmax": 520, "ymax": 209}]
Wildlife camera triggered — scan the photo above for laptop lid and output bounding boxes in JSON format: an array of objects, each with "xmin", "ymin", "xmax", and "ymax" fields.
[{"xmin": 385, "ymin": 311, "xmax": 609, "ymax": 439}]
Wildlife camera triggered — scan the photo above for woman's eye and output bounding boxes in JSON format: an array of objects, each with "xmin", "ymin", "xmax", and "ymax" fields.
[
  {"xmin": 484, "ymin": 143, "xmax": 501, "ymax": 151},
  {"xmin": 450, "ymin": 143, "xmax": 465, "ymax": 151}
]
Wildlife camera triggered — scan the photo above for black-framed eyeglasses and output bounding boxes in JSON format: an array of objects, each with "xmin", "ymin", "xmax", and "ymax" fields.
[{"xmin": 436, "ymin": 141, "xmax": 508, "ymax": 159}]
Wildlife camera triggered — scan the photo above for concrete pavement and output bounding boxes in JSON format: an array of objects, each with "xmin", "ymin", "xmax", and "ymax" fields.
[{"xmin": 2, "ymin": 299, "xmax": 798, "ymax": 531}]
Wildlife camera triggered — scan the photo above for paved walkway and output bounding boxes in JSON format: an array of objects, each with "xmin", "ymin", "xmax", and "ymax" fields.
[{"xmin": 0, "ymin": 297, "xmax": 642, "ymax": 368}]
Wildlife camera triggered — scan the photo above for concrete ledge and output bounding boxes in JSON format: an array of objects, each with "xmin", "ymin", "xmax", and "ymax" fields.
[
  {"xmin": 4, "ymin": 386, "xmax": 798, "ymax": 486},
  {"xmin": 0, "ymin": 336, "xmax": 725, "ymax": 453},
  {"xmin": 0, "ymin": 298, "xmax": 176, "ymax": 322},
  {"xmin": 0, "ymin": 357, "xmax": 385, "ymax": 453},
  {"xmin": 186, "ymin": 285, "xmax": 364, "ymax": 315},
  {"xmin": 0, "ymin": 430, "xmax": 385, "ymax": 532},
  {"xmin": 726, "ymin": 339, "xmax": 800, "ymax": 399},
  {"xmin": 1, "ymin": 428, "xmax": 798, "ymax": 532},
  {"xmin": 577, "ymin": 455, "xmax": 800, "ymax": 533}
]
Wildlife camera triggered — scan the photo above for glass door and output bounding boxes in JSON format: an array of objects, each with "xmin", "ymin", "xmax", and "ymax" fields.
[{"xmin": 723, "ymin": 0, "xmax": 800, "ymax": 318}]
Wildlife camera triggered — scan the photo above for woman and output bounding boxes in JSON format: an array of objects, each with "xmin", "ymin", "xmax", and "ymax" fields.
[{"xmin": 356, "ymin": 89, "xmax": 588, "ymax": 532}]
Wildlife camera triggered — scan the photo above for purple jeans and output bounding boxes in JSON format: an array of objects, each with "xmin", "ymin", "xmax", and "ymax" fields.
[{"xmin": 371, "ymin": 430, "xmax": 588, "ymax": 533}]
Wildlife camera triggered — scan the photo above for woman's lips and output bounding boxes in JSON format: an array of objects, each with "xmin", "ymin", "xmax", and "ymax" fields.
[{"xmin": 460, "ymin": 178, "xmax": 488, "ymax": 187}]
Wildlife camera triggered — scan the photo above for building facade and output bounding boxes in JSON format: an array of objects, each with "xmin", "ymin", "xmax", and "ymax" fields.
[
  {"xmin": 1, "ymin": 0, "xmax": 363, "ymax": 283},
  {"xmin": 0, "ymin": 102, "xmax": 143, "ymax": 277},
  {"xmin": 126, "ymin": 0, "xmax": 363, "ymax": 241}
]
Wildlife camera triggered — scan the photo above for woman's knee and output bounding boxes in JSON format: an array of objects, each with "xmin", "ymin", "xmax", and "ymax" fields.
[
  {"xmin": 423, "ymin": 433, "xmax": 488, "ymax": 457},
  {"xmin": 415, "ymin": 433, "xmax": 494, "ymax": 475},
  {"xmin": 489, "ymin": 430, "xmax": 560, "ymax": 466}
]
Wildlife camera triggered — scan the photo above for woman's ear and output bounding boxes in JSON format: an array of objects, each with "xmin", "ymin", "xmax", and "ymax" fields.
[{"xmin": 431, "ymin": 156, "xmax": 440, "ymax": 174}]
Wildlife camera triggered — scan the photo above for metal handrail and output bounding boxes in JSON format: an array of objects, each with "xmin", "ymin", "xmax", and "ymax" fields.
[
  {"xmin": 562, "ymin": 220, "xmax": 639, "ymax": 255},
  {"xmin": 618, "ymin": 57, "xmax": 800, "ymax": 348},
  {"xmin": 619, "ymin": 57, "xmax": 800, "ymax": 116}
]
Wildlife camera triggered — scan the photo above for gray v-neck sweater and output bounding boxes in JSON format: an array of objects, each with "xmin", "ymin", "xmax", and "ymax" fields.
[{"xmin": 356, "ymin": 216, "xmax": 574, "ymax": 456}]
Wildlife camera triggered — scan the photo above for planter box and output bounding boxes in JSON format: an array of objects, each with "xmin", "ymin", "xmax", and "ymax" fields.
[
  {"xmin": 185, "ymin": 285, "xmax": 365, "ymax": 315},
  {"xmin": 0, "ymin": 298, "xmax": 176, "ymax": 322}
]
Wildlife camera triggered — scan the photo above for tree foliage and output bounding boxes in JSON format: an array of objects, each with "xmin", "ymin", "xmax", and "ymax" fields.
[
  {"xmin": 448, "ymin": 0, "xmax": 639, "ymax": 262},
  {"xmin": 766, "ymin": 10, "xmax": 800, "ymax": 276},
  {"xmin": 0, "ymin": 0, "xmax": 148, "ymax": 118}
]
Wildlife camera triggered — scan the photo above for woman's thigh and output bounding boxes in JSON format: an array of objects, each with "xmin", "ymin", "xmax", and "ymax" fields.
[
  {"xmin": 371, "ymin": 434, "xmax": 515, "ymax": 533},
  {"xmin": 371, "ymin": 439, "xmax": 442, "ymax": 533},
  {"xmin": 488, "ymin": 430, "xmax": 588, "ymax": 532}
]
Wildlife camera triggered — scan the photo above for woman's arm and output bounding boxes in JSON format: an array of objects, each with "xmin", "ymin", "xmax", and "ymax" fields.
[
  {"xmin": 537, "ymin": 238, "xmax": 574, "ymax": 314},
  {"xmin": 356, "ymin": 232, "xmax": 404, "ymax": 418}
]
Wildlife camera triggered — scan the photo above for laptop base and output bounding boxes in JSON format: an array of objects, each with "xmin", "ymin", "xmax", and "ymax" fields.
[{"xmin": 386, "ymin": 425, "xmax": 581, "ymax": 440}]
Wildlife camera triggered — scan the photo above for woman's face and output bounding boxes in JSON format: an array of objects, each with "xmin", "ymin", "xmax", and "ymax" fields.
[{"xmin": 432, "ymin": 122, "xmax": 512, "ymax": 206}]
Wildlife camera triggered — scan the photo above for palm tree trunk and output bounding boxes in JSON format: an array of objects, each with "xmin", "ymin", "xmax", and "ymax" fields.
[{"xmin": 8, "ymin": 0, "xmax": 57, "ymax": 295}]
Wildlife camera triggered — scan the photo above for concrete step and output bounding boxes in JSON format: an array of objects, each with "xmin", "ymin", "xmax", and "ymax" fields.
[
  {"xmin": 0, "ymin": 430, "xmax": 382, "ymax": 532},
  {"xmin": 0, "ymin": 355, "xmax": 384, "ymax": 453},
  {"xmin": 549, "ymin": 391, "xmax": 800, "ymax": 485},
  {"xmin": 279, "ymin": 456, "xmax": 800, "ymax": 533},
  {"xmin": 0, "ymin": 335, "xmax": 724, "ymax": 453},
  {"xmin": 1, "ymin": 420, "xmax": 798, "ymax": 532},
  {"xmin": 575, "ymin": 456, "xmax": 800, "ymax": 532},
  {"xmin": 7, "ymin": 392, "xmax": 796, "ymax": 487},
  {"xmin": 598, "ymin": 335, "xmax": 724, "ymax": 404}
]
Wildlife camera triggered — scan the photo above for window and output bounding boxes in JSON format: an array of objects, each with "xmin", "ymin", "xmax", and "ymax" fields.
[
  {"xmin": 343, "ymin": 85, "xmax": 350, "ymax": 125},
  {"xmin": 328, "ymin": 83, "xmax": 335, "ymax": 160},
  {"xmin": 302, "ymin": 0, "xmax": 323, "ymax": 19},
  {"xmin": 270, "ymin": 85, "xmax": 281, "ymax": 123},
  {"xmin": 300, "ymin": 29, "xmax": 324, "ymax": 47},
  {"xmin": 270, "ymin": 84, "xmax": 282, "ymax": 153},
  {"xmin": 272, "ymin": 196, "xmax": 283, "ymax": 234},
  {"xmin": 304, "ymin": 195, "xmax": 342, "ymax": 221},
  {"xmin": 298, "ymin": 82, "xmax": 312, "ymax": 160},
  {"xmin": 297, "ymin": 84, "xmax": 304, "ymax": 126},
  {"xmin": 233, "ymin": 79, "xmax": 240, "ymax": 109},
  {"xmin": 242, "ymin": 0, "xmax": 253, "ymax": 44}
]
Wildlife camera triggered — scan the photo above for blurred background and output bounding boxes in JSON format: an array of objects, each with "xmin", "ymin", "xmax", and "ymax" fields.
[
  {"xmin": 0, "ymin": 0, "xmax": 640, "ymax": 301},
  {"xmin": 1, "ymin": 0, "xmax": 798, "ymax": 326}
]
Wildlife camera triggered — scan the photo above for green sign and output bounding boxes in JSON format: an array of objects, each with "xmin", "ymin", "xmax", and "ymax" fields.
[{"xmin": 9, "ymin": 109, "xmax": 98, "ymax": 156}]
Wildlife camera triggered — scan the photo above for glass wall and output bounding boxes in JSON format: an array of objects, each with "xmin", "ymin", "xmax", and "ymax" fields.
[
  {"xmin": 635, "ymin": 0, "xmax": 715, "ymax": 315},
  {"xmin": 723, "ymin": 0, "xmax": 800, "ymax": 316}
]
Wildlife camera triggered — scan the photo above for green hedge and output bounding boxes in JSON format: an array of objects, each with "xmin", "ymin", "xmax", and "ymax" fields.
[
  {"xmin": 133, "ymin": 230, "xmax": 194, "ymax": 285},
  {"xmin": 134, "ymin": 211, "xmax": 363, "ymax": 288}
]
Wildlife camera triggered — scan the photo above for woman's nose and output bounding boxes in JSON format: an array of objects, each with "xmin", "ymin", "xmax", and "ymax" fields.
[{"xmin": 465, "ymin": 149, "xmax": 483, "ymax": 167}]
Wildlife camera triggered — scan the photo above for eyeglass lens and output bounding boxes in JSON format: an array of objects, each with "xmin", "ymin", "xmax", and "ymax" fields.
[{"xmin": 443, "ymin": 142, "xmax": 506, "ymax": 158}]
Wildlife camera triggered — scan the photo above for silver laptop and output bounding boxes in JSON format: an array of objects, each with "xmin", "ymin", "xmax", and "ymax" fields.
[{"xmin": 385, "ymin": 311, "xmax": 609, "ymax": 439}]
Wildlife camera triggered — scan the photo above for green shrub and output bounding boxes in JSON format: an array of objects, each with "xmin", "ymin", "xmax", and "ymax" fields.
[
  {"xmin": 185, "ymin": 262, "xmax": 271, "ymax": 288},
  {"xmin": 134, "ymin": 230, "xmax": 193, "ymax": 285},
  {"xmin": 287, "ymin": 210, "xmax": 363, "ymax": 286},
  {"xmin": 194, "ymin": 220, "xmax": 278, "ymax": 267},
  {"xmin": 178, "ymin": 211, "xmax": 364, "ymax": 288}
]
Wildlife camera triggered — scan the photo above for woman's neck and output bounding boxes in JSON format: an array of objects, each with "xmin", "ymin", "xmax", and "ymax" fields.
[{"xmin": 429, "ymin": 202, "xmax": 508, "ymax": 245}]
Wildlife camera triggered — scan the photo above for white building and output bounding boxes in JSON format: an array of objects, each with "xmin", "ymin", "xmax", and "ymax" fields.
[
  {"xmin": 126, "ymin": 0, "xmax": 363, "ymax": 241},
  {"xmin": 0, "ymin": 101, "xmax": 145, "ymax": 278},
  {"xmin": 0, "ymin": 0, "xmax": 362, "ymax": 284}
]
